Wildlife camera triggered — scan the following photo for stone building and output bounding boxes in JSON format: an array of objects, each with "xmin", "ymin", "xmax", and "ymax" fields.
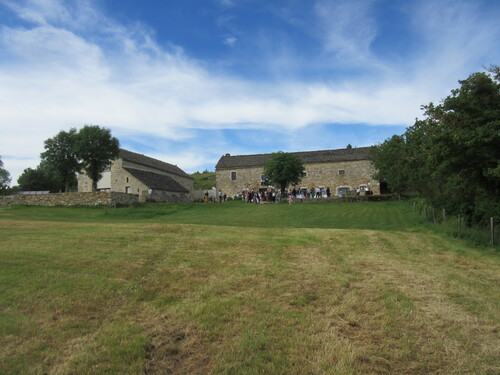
[
  {"xmin": 215, "ymin": 147, "xmax": 380, "ymax": 197},
  {"xmin": 78, "ymin": 149, "xmax": 193, "ymax": 202}
]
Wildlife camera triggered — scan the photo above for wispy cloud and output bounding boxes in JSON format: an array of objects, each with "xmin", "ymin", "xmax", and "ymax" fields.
[
  {"xmin": 314, "ymin": 0, "xmax": 377, "ymax": 63},
  {"xmin": 0, "ymin": 0, "xmax": 498, "ymax": 183},
  {"xmin": 224, "ymin": 36, "xmax": 237, "ymax": 46},
  {"xmin": 219, "ymin": 0, "xmax": 234, "ymax": 8}
]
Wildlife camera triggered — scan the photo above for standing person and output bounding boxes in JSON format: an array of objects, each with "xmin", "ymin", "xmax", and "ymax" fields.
[
  {"xmin": 255, "ymin": 192, "xmax": 260, "ymax": 204},
  {"xmin": 326, "ymin": 187, "xmax": 331, "ymax": 197},
  {"xmin": 218, "ymin": 190, "xmax": 223, "ymax": 203},
  {"xmin": 204, "ymin": 191, "xmax": 209, "ymax": 203},
  {"xmin": 276, "ymin": 191, "xmax": 281, "ymax": 203},
  {"xmin": 223, "ymin": 193, "xmax": 227, "ymax": 202},
  {"xmin": 288, "ymin": 193, "xmax": 293, "ymax": 204}
]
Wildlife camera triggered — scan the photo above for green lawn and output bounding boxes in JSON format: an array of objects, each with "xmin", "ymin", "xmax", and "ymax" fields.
[
  {"xmin": 0, "ymin": 201, "xmax": 498, "ymax": 374},
  {"xmin": 0, "ymin": 200, "xmax": 427, "ymax": 231}
]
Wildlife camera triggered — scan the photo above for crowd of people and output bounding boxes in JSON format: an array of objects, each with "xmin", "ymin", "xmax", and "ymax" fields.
[{"xmin": 207, "ymin": 185, "xmax": 373, "ymax": 204}]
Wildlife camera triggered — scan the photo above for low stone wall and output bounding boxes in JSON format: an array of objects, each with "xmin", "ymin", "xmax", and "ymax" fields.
[{"xmin": 0, "ymin": 192, "xmax": 139, "ymax": 207}]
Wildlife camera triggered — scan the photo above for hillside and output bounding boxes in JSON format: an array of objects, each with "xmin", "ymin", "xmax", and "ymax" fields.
[{"xmin": 191, "ymin": 170, "xmax": 216, "ymax": 190}]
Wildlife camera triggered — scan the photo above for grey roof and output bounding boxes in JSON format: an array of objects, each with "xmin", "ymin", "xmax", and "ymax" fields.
[
  {"xmin": 120, "ymin": 149, "xmax": 193, "ymax": 180},
  {"xmin": 124, "ymin": 168, "xmax": 189, "ymax": 193},
  {"xmin": 215, "ymin": 147, "xmax": 373, "ymax": 170}
]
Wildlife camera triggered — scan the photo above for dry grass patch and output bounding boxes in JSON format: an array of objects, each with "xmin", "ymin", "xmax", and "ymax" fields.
[{"xmin": 0, "ymin": 220, "xmax": 498, "ymax": 374}]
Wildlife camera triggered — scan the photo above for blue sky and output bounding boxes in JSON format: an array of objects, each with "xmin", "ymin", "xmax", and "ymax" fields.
[{"xmin": 1, "ymin": 0, "xmax": 499, "ymax": 184}]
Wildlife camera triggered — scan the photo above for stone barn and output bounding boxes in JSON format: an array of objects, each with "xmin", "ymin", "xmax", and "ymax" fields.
[
  {"xmin": 215, "ymin": 147, "xmax": 380, "ymax": 197},
  {"xmin": 78, "ymin": 149, "xmax": 193, "ymax": 202}
]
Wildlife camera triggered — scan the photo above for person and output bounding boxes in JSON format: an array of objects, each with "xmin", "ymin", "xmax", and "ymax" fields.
[
  {"xmin": 223, "ymin": 193, "xmax": 227, "ymax": 202},
  {"xmin": 218, "ymin": 189, "xmax": 223, "ymax": 203},
  {"xmin": 288, "ymin": 193, "xmax": 293, "ymax": 204},
  {"xmin": 276, "ymin": 191, "xmax": 281, "ymax": 203},
  {"xmin": 326, "ymin": 187, "xmax": 331, "ymax": 197},
  {"xmin": 204, "ymin": 191, "xmax": 209, "ymax": 203}
]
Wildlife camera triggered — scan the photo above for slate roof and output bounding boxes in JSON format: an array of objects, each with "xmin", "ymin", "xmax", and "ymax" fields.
[
  {"xmin": 124, "ymin": 168, "xmax": 189, "ymax": 193},
  {"xmin": 119, "ymin": 149, "xmax": 193, "ymax": 180},
  {"xmin": 215, "ymin": 147, "xmax": 373, "ymax": 170}
]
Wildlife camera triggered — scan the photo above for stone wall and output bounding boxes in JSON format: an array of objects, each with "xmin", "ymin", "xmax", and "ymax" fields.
[
  {"xmin": 0, "ymin": 192, "xmax": 138, "ymax": 207},
  {"xmin": 216, "ymin": 160, "xmax": 380, "ymax": 197}
]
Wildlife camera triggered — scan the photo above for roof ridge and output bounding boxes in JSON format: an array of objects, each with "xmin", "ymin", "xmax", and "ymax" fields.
[{"xmin": 119, "ymin": 149, "xmax": 193, "ymax": 179}]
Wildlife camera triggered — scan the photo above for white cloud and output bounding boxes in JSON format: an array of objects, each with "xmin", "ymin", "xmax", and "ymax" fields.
[
  {"xmin": 224, "ymin": 36, "xmax": 237, "ymax": 46},
  {"xmin": 219, "ymin": 0, "xmax": 234, "ymax": 7},
  {"xmin": 314, "ymin": 0, "xmax": 377, "ymax": 63},
  {"xmin": 0, "ymin": 0, "xmax": 498, "ymax": 183}
]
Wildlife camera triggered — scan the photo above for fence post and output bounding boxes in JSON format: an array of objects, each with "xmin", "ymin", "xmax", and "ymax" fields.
[
  {"xmin": 458, "ymin": 214, "xmax": 461, "ymax": 234},
  {"xmin": 491, "ymin": 217, "xmax": 495, "ymax": 246},
  {"xmin": 432, "ymin": 208, "xmax": 436, "ymax": 223},
  {"xmin": 442, "ymin": 209, "xmax": 446, "ymax": 222},
  {"xmin": 413, "ymin": 201, "xmax": 416, "ymax": 213}
]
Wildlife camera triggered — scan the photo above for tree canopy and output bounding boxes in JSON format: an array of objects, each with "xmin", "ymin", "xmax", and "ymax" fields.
[
  {"xmin": 41, "ymin": 125, "xmax": 120, "ymax": 192},
  {"xmin": 75, "ymin": 125, "xmax": 120, "ymax": 191},
  {"xmin": 17, "ymin": 160, "xmax": 72, "ymax": 192},
  {"xmin": 372, "ymin": 67, "xmax": 500, "ymax": 225},
  {"xmin": 40, "ymin": 128, "xmax": 80, "ymax": 192},
  {"xmin": 264, "ymin": 152, "xmax": 305, "ymax": 193},
  {"xmin": 0, "ymin": 156, "xmax": 11, "ymax": 194}
]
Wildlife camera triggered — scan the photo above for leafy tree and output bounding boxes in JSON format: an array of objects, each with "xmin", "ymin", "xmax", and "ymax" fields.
[
  {"xmin": 371, "ymin": 135, "xmax": 411, "ymax": 197},
  {"xmin": 17, "ymin": 161, "xmax": 69, "ymax": 192},
  {"xmin": 264, "ymin": 151, "xmax": 305, "ymax": 193},
  {"xmin": 410, "ymin": 70, "xmax": 500, "ymax": 224},
  {"xmin": 374, "ymin": 67, "xmax": 500, "ymax": 225},
  {"xmin": 40, "ymin": 128, "xmax": 80, "ymax": 192},
  {"xmin": 75, "ymin": 125, "xmax": 120, "ymax": 191},
  {"xmin": 0, "ymin": 156, "xmax": 11, "ymax": 195}
]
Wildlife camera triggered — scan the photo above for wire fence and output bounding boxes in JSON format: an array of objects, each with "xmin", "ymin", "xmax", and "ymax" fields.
[{"xmin": 411, "ymin": 199, "xmax": 498, "ymax": 247}]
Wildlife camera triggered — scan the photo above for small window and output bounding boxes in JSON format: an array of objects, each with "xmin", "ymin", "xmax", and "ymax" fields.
[
  {"xmin": 126, "ymin": 177, "xmax": 129, "ymax": 183},
  {"xmin": 338, "ymin": 169, "xmax": 345, "ymax": 175},
  {"xmin": 231, "ymin": 171, "xmax": 237, "ymax": 180}
]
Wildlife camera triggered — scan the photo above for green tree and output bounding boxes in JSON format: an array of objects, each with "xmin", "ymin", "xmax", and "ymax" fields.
[
  {"xmin": 406, "ymin": 69, "xmax": 500, "ymax": 224},
  {"xmin": 76, "ymin": 125, "xmax": 120, "ymax": 191},
  {"xmin": 17, "ymin": 161, "xmax": 69, "ymax": 192},
  {"xmin": 40, "ymin": 128, "xmax": 80, "ymax": 192},
  {"xmin": 0, "ymin": 156, "xmax": 11, "ymax": 195},
  {"xmin": 264, "ymin": 152, "xmax": 305, "ymax": 193},
  {"xmin": 371, "ymin": 135, "xmax": 410, "ymax": 197}
]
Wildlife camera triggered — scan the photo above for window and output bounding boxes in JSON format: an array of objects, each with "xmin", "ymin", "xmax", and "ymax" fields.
[
  {"xmin": 261, "ymin": 175, "xmax": 269, "ymax": 186},
  {"xmin": 231, "ymin": 171, "xmax": 237, "ymax": 180},
  {"xmin": 126, "ymin": 177, "xmax": 129, "ymax": 183},
  {"xmin": 338, "ymin": 169, "xmax": 345, "ymax": 175},
  {"xmin": 125, "ymin": 186, "xmax": 131, "ymax": 193}
]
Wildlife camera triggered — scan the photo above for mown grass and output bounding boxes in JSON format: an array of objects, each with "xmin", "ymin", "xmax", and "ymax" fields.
[
  {"xmin": 0, "ymin": 201, "xmax": 499, "ymax": 374},
  {"xmin": 0, "ymin": 200, "xmax": 427, "ymax": 231}
]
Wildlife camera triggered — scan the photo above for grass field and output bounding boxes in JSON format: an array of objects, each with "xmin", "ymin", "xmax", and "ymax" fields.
[{"xmin": 0, "ymin": 201, "xmax": 499, "ymax": 374}]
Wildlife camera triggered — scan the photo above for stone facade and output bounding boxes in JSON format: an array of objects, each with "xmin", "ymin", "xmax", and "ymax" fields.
[
  {"xmin": 78, "ymin": 149, "xmax": 194, "ymax": 202},
  {"xmin": 0, "ymin": 192, "xmax": 138, "ymax": 207},
  {"xmin": 216, "ymin": 147, "xmax": 380, "ymax": 197}
]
